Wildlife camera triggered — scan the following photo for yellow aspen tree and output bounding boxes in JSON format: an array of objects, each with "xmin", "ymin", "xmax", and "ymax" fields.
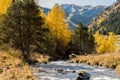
[
  {"xmin": 0, "ymin": 0, "xmax": 12, "ymax": 15},
  {"xmin": 47, "ymin": 4, "xmax": 70, "ymax": 47},
  {"xmin": 107, "ymin": 32, "xmax": 116, "ymax": 52},
  {"xmin": 94, "ymin": 31, "xmax": 116, "ymax": 53},
  {"xmin": 94, "ymin": 31, "xmax": 107, "ymax": 53}
]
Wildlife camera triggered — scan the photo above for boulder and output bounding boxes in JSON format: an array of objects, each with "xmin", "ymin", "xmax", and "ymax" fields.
[{"xmin": 76, "ymin": 71, "xmax": 90, "ymax": 80}]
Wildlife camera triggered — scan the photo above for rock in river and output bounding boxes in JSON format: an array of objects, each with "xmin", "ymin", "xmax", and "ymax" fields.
[{"xmin": 76, "ymin": 71, "xmax": 90, "ymax": 80}]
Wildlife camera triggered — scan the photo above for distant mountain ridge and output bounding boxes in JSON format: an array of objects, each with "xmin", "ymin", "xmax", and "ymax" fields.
[
  {"xmin": 40, "ymin": 4, "xmax": 105, "ymax": 29},
  {"xmin": 88, "ymin": 1, "xmax": 120, "ymax": 34}
]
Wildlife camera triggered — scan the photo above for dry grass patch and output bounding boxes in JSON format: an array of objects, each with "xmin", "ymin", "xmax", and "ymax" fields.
[
  {"xmin": 70, "ymin": 52, "xmax": 120, "ymax": 74},
  {"xmin": 0, "ymin": 49, "xmax": 37, "ymax": 80},
  {"xmin": 30, "ymin": 53, "xmax": 50, "ymax": 63}
]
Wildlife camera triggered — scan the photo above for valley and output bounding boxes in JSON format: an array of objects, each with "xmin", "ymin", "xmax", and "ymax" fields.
[{"xmin": 0, "ymin": 0, "xmax": 120, "ymax": 80}]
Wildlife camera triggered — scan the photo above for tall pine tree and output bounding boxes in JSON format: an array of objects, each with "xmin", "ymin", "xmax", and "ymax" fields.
[
  {"xmin": 1, "ymin": 0, "xmax": 47, "ymax": 62},
  {"xmin": 72, "ymin": 22, "xmax": 95, "ymax": 54}
]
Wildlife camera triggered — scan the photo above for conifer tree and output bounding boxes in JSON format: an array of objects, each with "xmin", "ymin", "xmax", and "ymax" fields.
[
  {"xmin": 72, "ymin": 22, "xmax": 95, "ymax": 54},
  {"xmin": 1, "ymin": 0, "xmax": 47, "ymax": 62}
]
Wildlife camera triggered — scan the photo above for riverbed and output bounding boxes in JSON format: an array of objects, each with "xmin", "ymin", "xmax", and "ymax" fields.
[{"xmin": 31, "ymin": 61, "xmax": 120, "ymax": 80}]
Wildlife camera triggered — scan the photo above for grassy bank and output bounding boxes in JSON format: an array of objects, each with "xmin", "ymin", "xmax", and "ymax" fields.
[
  {"xmin": 70, "ymin": 52, "xmax": 120, "ymax": 74},
  {"xmin": 30, "ymin": 52, "xmax": 50, "ymax": 63},
  {"xmin": 0, "ymin": 48, "xmax": 49, "ymax": 80}
]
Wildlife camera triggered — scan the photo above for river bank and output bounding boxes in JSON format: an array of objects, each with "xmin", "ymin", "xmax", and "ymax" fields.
[{"xmin": 70, "ymin": 52, "xmax": 120, "ymax": 74}]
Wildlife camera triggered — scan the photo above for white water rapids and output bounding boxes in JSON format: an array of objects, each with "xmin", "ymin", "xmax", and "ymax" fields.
[{"xmin": 31, "ymin": 61, "xmax": 120, "ymax": 80}]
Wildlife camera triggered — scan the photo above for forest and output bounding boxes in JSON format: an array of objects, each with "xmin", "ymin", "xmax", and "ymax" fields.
[{"xmin": 0, "ymin": 0, "xmax": 120, "ymax": 80}]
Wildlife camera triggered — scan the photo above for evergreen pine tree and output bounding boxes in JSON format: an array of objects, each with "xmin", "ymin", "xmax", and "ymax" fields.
[
  {"xmin": 1, "ymin": 0, "xmax": 47, "ymax": 62},
  {"xmin": 72, "ymin": 22, "xmax": 95, "ymax": 54}
]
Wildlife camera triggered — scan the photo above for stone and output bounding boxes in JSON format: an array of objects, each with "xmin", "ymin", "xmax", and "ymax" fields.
[
  {"xmin": 42, "ymin": 61, "xmax": 48, "ymax": 64},
  {"xmin": 62, "ymin": 70, "xmax": 76, "ymax": 74},
  {"xmin": 76, "ymin": 71, "xmax": 90, "ymax": 80},
  {"xmin": 57, "ymin": 69, "xmax": 64, "ymax": 73}
]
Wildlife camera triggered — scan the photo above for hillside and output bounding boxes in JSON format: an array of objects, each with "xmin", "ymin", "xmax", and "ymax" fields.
[
  {"xmin": 88, "ymin": 1, "xmax": 120, "ymax": 34},
  {"xmin": 41, "ymin": 4, "xmax": 105, "ymax": 29}
]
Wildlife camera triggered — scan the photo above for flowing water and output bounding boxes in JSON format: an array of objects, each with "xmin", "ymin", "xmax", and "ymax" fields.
[{"xmin": 31, "ymin": 61, "xmax": 120, "ymax": 80}]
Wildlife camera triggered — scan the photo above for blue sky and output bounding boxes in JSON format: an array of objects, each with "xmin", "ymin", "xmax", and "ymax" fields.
[{"xmin": 38, "ymin": 0, "xmax": 117, "ymax": 8}]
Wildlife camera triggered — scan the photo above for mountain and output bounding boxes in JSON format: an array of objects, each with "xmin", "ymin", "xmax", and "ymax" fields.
[
  {"xmin": 40, "ymin": 6, "xmax": 50, "ymax": 14},
  {"xmin": 88, "ymin": 1, "xmax": 120, "ymax": 34},
  {"xmin": 62, "ymin": 4, "xmax": 105, "ymax": 29},
  {"xmin": 40, "ymin": 4, "xmax": 105, "ymax": 29}
]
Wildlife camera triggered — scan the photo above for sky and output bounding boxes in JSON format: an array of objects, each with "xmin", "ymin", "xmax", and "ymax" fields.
[{"xmin": 38, "ymin": 0, "xmax": 117, "ymax": 8}]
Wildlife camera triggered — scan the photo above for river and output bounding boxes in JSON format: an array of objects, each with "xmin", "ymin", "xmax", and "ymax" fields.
[{"xmin": 31, "ymin": 61, "xmax": 120, "ymax": 80}]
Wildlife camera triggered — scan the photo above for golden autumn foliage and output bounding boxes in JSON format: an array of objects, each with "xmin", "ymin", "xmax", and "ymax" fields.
[
  {"xmin": 0, "ymin": 0, "xmax": 12, "ymax": 15},
  {"xmin": 0, "ymin": 0, "xmax": 46, "ymax": 19},
  {"xmin": 47, "ymin": 4, "xmax": 71, "ymax": 47},
  {"xmin": 94, "ymin": 32, "xmax": 116, "ymax": 53}
]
